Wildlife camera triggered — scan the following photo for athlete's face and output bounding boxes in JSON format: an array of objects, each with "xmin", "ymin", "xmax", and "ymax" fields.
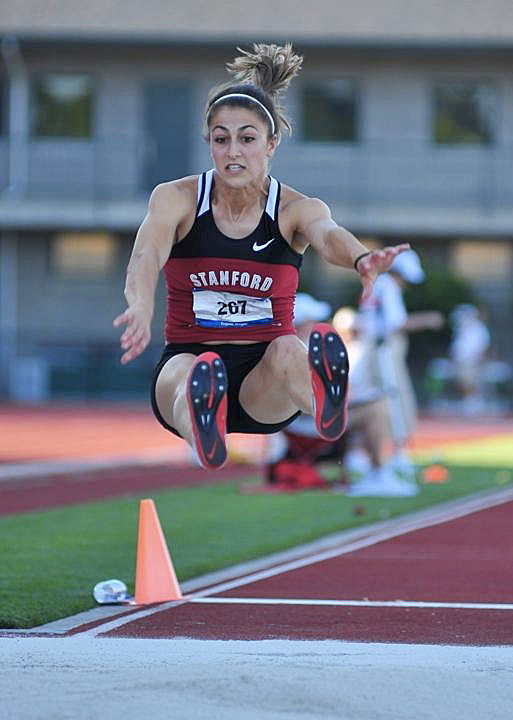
[{"xmin": 208, "ymin": 106, "xmax": 277, "ymax": 185}]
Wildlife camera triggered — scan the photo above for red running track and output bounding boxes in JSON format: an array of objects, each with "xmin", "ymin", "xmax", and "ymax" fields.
[
  {"xmin": 0, "ymin": 464, "xmax": 252, "ymax": 516},
  {"xmin": 99, "ymin": 498, "xmax": 513, "ymax": 646}
]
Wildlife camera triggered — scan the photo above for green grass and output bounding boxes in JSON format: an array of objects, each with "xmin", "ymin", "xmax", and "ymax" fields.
[{"xmin": 1, "ymin": 464, "xmax": 512, "ymax": 629}]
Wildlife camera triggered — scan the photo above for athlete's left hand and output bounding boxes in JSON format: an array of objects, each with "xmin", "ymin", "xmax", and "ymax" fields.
[{"xmin": 356, "ymin": 243, "xmax": 411, "ymax": 301}]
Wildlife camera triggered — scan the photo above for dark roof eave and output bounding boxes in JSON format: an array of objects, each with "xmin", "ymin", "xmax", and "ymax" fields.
[{"xmin": 3, "ymin": 31, "xmax": 513, "ymax": 54}]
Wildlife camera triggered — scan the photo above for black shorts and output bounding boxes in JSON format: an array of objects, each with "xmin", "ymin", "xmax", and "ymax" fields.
[{"xmin": 151, "ymin": 342, "xmax": 301, "ymax": 436}]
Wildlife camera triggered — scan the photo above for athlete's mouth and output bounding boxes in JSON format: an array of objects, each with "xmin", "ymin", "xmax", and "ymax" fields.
[{"xmin": 226, "ymin": 164, "xmax": 245, "ymax": 171}]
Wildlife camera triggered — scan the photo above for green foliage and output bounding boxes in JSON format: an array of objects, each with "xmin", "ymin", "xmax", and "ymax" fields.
[{"xmin": 404, "ymin": 262, "xmax": 476, "ymax": 359}]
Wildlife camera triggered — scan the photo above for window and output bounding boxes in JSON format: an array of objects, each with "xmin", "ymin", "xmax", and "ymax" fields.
[
  {"xmin": 433, "ymin": 81, "xmax": 497, "ymax": 145},
  {"xmin": 51, "ymin": 233, "xmax": 118, "ymax": 276},
  {"xmin": 32, "ymin": 73, "xmax": 93, "ymax": 138},
  {"xmin": 301, "ymin": 79, "xmax": 357, "ymax": 142}
]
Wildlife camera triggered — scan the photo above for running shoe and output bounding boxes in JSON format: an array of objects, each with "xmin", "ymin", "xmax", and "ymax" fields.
[
  {"xmin": 309, "ymin": 323, "xmax": 349, "ymax": 441},
  {"xmin": 186, "ymin": 352, "xmax": 228, "ymax": 470},
  {"xmin": 345, "ymin": 466, "xmax": 418, "ymax": 497}
]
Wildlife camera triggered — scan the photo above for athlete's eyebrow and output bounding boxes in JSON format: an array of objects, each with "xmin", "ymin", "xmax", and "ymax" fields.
[{"xmin": 211, "ymin": 124, "xmax": 259, "ymax": 132}]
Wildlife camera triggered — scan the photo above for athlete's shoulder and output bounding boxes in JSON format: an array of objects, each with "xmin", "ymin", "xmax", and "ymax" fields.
[
  {"xmin": 149, "ymin": 175, "xmax": 198, "ymax": 207},
  {"xmin": 144, "ymin": 176, "xmax": 201, "ymax": 229},
  {"xmin": 278, "ymin": 183, "xmax": 331, "ymax": 222}
]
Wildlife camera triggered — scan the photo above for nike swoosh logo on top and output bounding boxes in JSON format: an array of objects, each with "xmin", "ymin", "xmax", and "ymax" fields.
[
  {"xmin": 206, "ymin": 440, "xmax": 218, "ymax": 461},
  {"xmin": 252, "ymin": 238, "xmax": 275, "ymax": 252},
  {"xmin": 320, "ymin": 413, "xmax": 340, "ymax": 431}
]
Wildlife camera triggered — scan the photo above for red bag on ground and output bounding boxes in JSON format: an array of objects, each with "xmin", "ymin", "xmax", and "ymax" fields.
[{"xmin": 272, "ymin": 459, "xmax": 329, "ymax": 490}]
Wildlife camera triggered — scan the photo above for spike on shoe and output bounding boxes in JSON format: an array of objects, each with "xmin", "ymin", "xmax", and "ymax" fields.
[
  {"xmin": 186, "ymin": 352, "xmax": 228, "ymax": 469},
  {"xmin": 309, "ymin": 323, "xmax": 349, "ymax": 441}
]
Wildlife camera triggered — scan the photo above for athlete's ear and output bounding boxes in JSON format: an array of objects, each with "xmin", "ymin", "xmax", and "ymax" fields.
[{"xmin": 266, "ymin": 134, "xmax": 279, "ymax": 157}]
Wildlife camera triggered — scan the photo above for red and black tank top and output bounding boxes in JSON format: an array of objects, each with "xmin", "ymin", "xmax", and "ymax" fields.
[{"xmin": 163, "ymin": 169, "xmax": 302, "ymax": 343}]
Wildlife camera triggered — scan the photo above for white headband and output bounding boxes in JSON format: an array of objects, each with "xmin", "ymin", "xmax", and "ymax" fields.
[{"xmin": 210, "ymin": 93, "xmax": 276, "ymax": 135}]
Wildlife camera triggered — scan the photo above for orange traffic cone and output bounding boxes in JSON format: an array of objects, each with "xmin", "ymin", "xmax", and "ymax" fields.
[
  {"xmin": 421, "ymin": 463, "xmax": 450, "ymax": 484},
  {"xmin": 134, "ymin": 498, "xmax": 182, "ymax": 604}
]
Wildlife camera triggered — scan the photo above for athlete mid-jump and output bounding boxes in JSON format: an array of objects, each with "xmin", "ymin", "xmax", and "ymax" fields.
[{"xmin": 114, "ymin": 43, "xmax": 409, "ymax": 469}]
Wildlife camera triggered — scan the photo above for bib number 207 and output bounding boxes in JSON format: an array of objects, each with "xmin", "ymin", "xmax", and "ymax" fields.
[{"xmin": 217, "ymin": 299, "xmax": 247, "ymax": 316}]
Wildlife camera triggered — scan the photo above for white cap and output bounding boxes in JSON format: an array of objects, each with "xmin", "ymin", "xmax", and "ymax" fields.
[
  {"xmin": 390, "ymin": 249, "xmax": 425, "ymax": 284},
  {"xmin": 294, "ymin": 292, "xmax": 331, "ymax": 327},
  {"xmin": 451, "ymin": 303, "xmax": 478, "ymax": 323}
]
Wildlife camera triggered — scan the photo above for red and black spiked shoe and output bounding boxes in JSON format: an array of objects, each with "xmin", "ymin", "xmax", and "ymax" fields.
[
  {"xmin": 308, "ymin": 323, "xmax": 349, "ymax": 441},
  {"xmin": 187, "ymin": 352, "xmax": 228, "ymax": 469}
]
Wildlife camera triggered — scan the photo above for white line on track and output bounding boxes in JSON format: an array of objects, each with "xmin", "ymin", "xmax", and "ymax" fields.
[
  {"xmin": 77, "ymin": 485, "xmax": 513, "ymax": 637},
  {"xmin": 190, "ymin": 597, "xmax": 513, "ymax": 611}
]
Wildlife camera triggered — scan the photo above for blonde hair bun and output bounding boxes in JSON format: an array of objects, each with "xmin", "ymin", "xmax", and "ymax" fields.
[
  {"xmin": 205, "ymin": 43, "xmax": 303, "ymax": 139},
  {"xmin": 226, "ymin": 43, "xmax": 303, "ymax": 98}
]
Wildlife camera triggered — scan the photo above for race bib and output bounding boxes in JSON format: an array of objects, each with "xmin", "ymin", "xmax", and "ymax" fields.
[{"xmin": 192, "ymin": 289, "xmax": 273, "ymax": 328}]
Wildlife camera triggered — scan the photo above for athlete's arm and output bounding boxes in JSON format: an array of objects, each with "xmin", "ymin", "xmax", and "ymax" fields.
[
  {"xmin": 113, "ymin": 181, "xmax": 192, "ymax": 364},
  {"xmin": 292, "ymin": 197, "xmax": 410, "ymax": 301}
]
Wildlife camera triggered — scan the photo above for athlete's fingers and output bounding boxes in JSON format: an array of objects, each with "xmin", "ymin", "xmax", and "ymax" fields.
[
  {"xmin": 130, "ymin": 325, "xmax": 149, "ymax": 346},
  {"xmin": 115, "ymin": 311, "xmax": 140, "ymax": 350},
  {"xmin": 120, "ymin": 341, "xmax": 143, "ymax": 365},
  {"xmin": 391, "ymin": 242, "xmax": 411, "ymax": 255},
  {"xmin": 120, "ymin": 348, "xmax": 138, "ymax": 365},
  {"xmin": 122, "ymin": 326, "xmax": 149, "ymax": 352},
  {"xmin": 120, "ymin": 317, "xmax": 144, "ymax": 346},
  {"xmin": 121, "ymin": 342, "xmax": 147, "ymax": 365},
  {"xmin": 361, "ymin": 250, "xmax": 384, "ymax": 274},
  {"xmin": 119, "ymin": 332, "xmax": 150, "ymax": 364},
  {"xmin": 382, "ymin": 243, "xmax": 410, "ymax": 263},
  {"xmin": 113, "ymin": 310, "xmax": 131, "ymax": 328},
  {"xmin": 361, "ymin": 243, "xmax": 411, "ymax": 275},
  {"xmin": 360, "ymin": 274, "xmax": 374, "ymax": 302},
  {"xmin": 121, "ymin": 325, "xmax": 137, "ymax": 346}
]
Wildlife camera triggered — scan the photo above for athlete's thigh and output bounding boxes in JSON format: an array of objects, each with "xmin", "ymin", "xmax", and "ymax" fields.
[
  {"xmin": 154, "ymin": 353, "xmax": 197, "ymax": 427},
  {"xmin": 239, "ymin": 334, "xmax": 309, "ymax": 424}
]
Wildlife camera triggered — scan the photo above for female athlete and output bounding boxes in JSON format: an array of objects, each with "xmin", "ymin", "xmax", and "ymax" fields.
[{"xmin": 114, "ymin": 43, "xmax": 410, "ymax": 469}]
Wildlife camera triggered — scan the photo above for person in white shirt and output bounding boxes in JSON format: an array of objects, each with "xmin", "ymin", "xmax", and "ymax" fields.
[
  {"xmin": 450, "ymin": 304, "xmax": 490, "ymax": 411},
  {"xmin": 359, "ymin": 249, "xmax": 443, "ymax": 478},
  {"xmin": 266, "ymin": 294, "xmax": 418, "ymax": 496}
]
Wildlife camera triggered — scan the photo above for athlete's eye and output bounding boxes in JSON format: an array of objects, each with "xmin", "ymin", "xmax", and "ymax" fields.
[
  {"xmin": 213, "ymin": 136, "xmax": 227, "ymax": 144},
  {"xmin": 242, "ymin": 136, "xmax": 255, "ymax": 143}
]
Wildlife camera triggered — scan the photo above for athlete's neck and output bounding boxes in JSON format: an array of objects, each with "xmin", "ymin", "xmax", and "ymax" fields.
[{"xmin": 212, "ymin": 173, "xmax": 269, "ymax": 223}]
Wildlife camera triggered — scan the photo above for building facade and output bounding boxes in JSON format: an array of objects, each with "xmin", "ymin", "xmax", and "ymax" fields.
[{"xmin": 1, "ymin": 1, "xmax": 512, "ymax": 401}]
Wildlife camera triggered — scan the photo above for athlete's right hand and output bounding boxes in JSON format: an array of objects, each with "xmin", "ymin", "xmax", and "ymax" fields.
[{"xmin": 113, "ymin": 305, "xmax": 152, "ymax": 365}]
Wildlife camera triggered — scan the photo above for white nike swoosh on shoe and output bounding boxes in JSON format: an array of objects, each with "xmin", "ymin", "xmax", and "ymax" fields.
[{"xmin": 252, "ymin": 238, "xmax": 275, "ymax": 252}]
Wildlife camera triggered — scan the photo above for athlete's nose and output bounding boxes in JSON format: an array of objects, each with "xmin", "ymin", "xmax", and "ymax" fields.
[{"xmin": 227, "ymin": 139, "xmax": 241, "ymax": 158}]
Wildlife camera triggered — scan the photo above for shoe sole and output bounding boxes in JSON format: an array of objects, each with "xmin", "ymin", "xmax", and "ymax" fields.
[
  {"xmin": 186, "ymin": 352, "xmax": 228, "ymax": 470},
  {"xmin": 309, "ymin": 323, "xmax": 349, "ymax": 441}
]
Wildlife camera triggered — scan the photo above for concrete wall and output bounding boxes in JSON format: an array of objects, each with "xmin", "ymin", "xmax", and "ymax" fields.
[{"xmin": 2, "ymin": 47, "xmax": 512, "ymax": 234}]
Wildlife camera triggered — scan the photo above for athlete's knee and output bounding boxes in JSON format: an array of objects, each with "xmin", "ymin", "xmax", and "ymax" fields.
[
  {"xmin": 155, "ymin": 354, "xmax": 196, "ymax": 408},
  {"xmin": 263, "ymin": 335, "xmax": 307, "ymax": 379}
]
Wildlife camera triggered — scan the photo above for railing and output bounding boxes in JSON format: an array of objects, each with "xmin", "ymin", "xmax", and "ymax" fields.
[{"xmin": 1, "ymin": 135, "xmax": 512, "ymax": 214}]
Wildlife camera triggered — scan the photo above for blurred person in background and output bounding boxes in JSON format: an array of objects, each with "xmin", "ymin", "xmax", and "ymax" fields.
[
  {"xmin": 114, "ymin": 43, "xmax": 410, "ymax": 471},
  {"xmin": 266, "ymin": 296, "xmax": 417, "ymax": 496},
  {"xmin": 359, "ymin": 249, "xmax": 444, "ymax": 479},
  {"xmin": 332, "ymin": 306, "xmax": 418, "ymax": 496},
  {"xmin": 449, "ymin": 304, "xmax": 491, "ymax": 414},
  {"xmin": 264, "ymin": 292, "xmax": 339, "ymax": 489}
]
